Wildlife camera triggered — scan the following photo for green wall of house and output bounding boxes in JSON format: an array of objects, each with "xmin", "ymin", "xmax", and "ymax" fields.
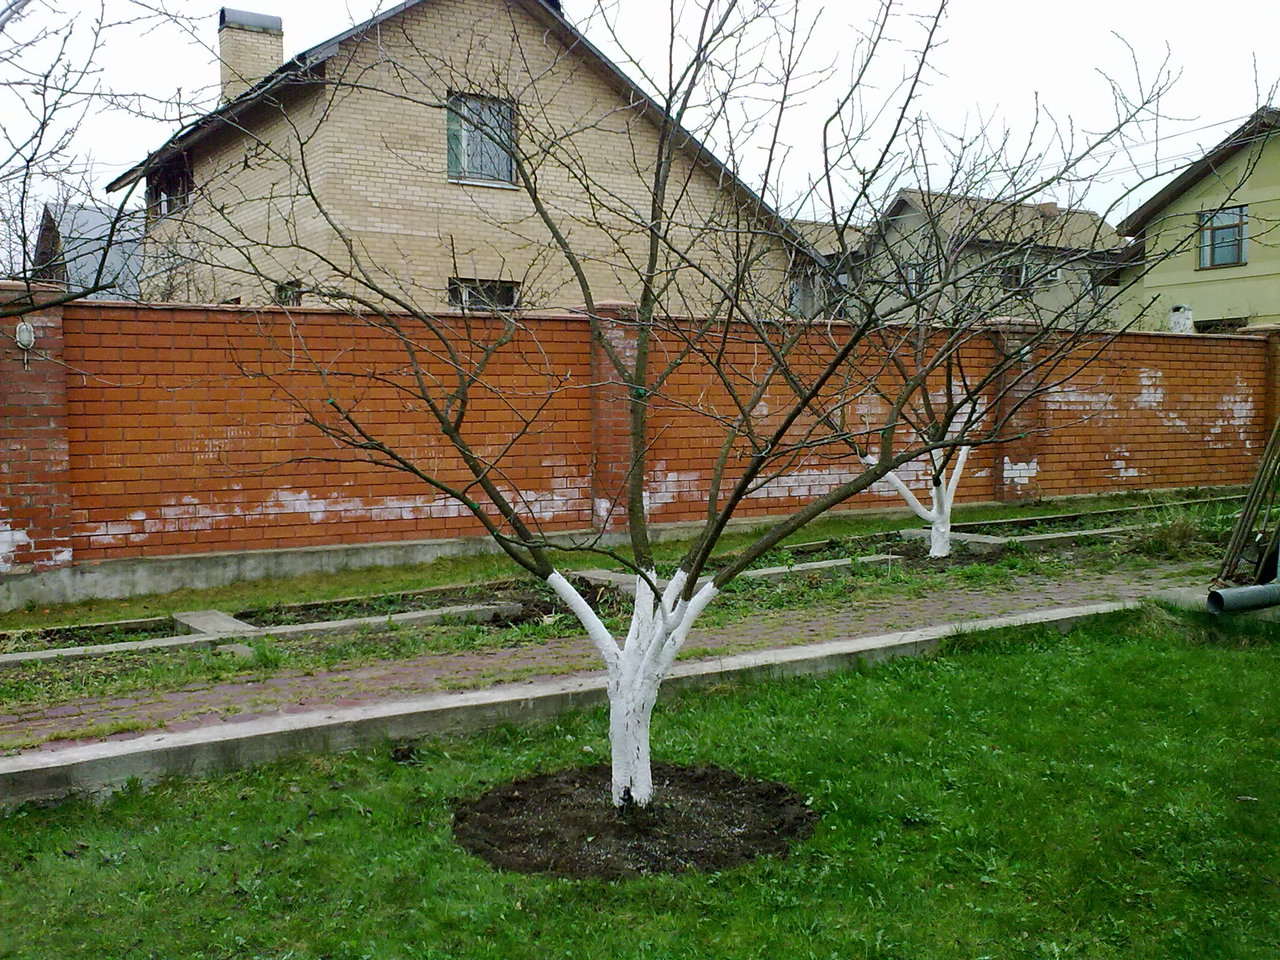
[{"xmin": 1117, "ymin": 132, "xmax": 1280, "ymax": 331}]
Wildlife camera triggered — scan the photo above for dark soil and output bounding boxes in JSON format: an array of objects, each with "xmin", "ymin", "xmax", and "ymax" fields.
[
  {"xmin": 451, "ymin": 763, "xmax": 817, "ymax": 880},
  {"xmin": 0, "ymin": 618, "xmax": 179, "ymax": 654}
]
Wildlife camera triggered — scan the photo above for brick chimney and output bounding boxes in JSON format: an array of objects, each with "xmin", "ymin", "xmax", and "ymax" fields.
[{"xmin": 218, "ymin": 8, "xmax": 283, "ymax": 102}]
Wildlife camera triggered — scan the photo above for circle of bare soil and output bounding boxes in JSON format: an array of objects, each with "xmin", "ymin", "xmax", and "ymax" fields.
[{"xmin": 452, "ymin": 763, "xmax": 817, "ymax": 880}]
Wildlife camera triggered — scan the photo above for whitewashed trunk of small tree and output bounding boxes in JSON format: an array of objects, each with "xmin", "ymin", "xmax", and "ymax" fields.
[
  {"xmin": 871, "ymin": 446, "xmax": 969, "ymax": 562},
  {"xmin": 607, "ymin": 674, "xmax": 658, "ymax": 806},
  {"xmin": 928, "ymin": 480, "xmax": 953, "ymax": 559},
  {"xmin": 545, "ymin": 569, "xmax": 719, "ymax": 808}
]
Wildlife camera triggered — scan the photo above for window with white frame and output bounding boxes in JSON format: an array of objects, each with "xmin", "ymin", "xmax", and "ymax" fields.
[
  {"xmin": 999, "ymin": 259, "xmax": 1060, "ymax": 292},
  {"xmin": 900, "ymin": 262, "xmax": 929, "ymax": 298},
  {"xmin": 447, "ymin": 277, "xmax": 519, "ymax": 310},
  {"xmin": 447, "ymin": 93, "xmax": 516, "ymax": 183}
]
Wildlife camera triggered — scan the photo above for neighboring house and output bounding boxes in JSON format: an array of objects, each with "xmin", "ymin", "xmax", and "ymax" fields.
[
  {"xmin": 841, "ymin": 189, "xmax": 1121, "ymax": 324},
  {"xmin": 1112, "ymin": 106, "xmax": 1280, "ymax": 332},
  {"xmin": 30, "ymin": 203, "xmax": 144, "ymax": 300},
  {"xmin": 105, "ymin": 2, "xmax": 806, "ymax": 312}
]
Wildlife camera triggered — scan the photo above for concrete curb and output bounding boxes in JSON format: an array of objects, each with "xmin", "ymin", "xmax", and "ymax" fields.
[{"xmin": 0, "ymin": 601, "xmax": 1133, "ymax": 806}]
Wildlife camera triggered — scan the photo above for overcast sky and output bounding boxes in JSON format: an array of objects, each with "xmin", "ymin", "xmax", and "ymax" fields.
[{"xmin": 43, "ymin": 0, "xmax": 1280, "ymax": 222}]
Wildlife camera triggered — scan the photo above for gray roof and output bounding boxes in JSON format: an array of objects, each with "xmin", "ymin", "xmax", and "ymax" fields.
[{"xmin": 32, "ymin": 203, "xmax": 145, "ymax": 299}]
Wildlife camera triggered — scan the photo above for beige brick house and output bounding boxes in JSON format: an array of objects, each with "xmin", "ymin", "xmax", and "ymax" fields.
[{"xmin": 107, "ymin": 1, "xmax": 807, "ymax": 313}]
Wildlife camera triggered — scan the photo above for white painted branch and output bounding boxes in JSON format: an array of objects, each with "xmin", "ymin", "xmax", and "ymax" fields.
[
  {"xmin": 865, "ymin": 456, "xmax": 935, "ymax": 522},
  {"xmin": 945, "ymin": 445, "xmax": 971, "ymax": 503},
  {"xmin": 546, "ymin": 571, "xmax": 620, "ymax": 671}
]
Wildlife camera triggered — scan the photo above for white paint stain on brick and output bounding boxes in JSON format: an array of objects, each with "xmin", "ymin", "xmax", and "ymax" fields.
[
  {"xmin": 642, "ymin": 466, "xmax": 704, "ymax": 514},
  {"xmin": 0, "ymin": 521, "xmax": 33, "ymax": 573},
  {"xmin": 746, "ymin": 465, "xmax": 855, "ymax": 500},
  {"xmin": 1042, "ymin": 386, "xmax": 1113, "ymax": 411},
  {"xmin": 1135, "ymin": 369, "xmax": 1165, "ymax": 408},
  {"xmin": 80, "ymin": 478, "xmax": 591, "ymax": 545},
  {"xmin": 868, "ymin": 458, "xmax": 931, "ymax": 498},
  {"xmin": 1212, "ymin": 381, "xmax": 1255, "ymax": 443},
  {"xmin": 1109, "ymin": 447, "xmax": 1142, "ymax": 479},
  {"xmin": 1003, "ymin": 457, "xmax": 1039, "ymax": 485},
  {"xmin": 1135, "ymin": 368, "xmax": 1188, "ymax": 431}
]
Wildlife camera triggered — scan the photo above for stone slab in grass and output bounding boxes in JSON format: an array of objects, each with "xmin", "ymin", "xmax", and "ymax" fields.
[
  {"xmin": 173, "ymin": 610, "xmax": 257, "ymax": 634},
  {"xmin": 572, "ymin": 570, "xmax": 713, "ymax": 595},
  {"xmin": 575, "ymin": 554, "xmax": 901, "ymax": 593},
  {"xmin": 739, "ymin": 554, "xmax": 902, "ymax": 583}
]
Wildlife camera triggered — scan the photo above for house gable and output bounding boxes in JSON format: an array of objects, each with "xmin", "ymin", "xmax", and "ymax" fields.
[
  {"xmin": 1112, "ymin": 109, "xmax": 1280, "ymax": 331},
  {"xmin": 109, "ymin": 0, "xmax": 805, "ymax": 310}
]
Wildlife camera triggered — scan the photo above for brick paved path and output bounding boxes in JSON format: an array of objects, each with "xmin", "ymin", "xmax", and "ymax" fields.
[{"xmin": 0, "ymin": 562, "xmax": 1205, "ymax": 755}]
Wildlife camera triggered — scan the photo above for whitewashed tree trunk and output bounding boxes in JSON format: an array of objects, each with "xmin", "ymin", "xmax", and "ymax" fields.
[
  {"xmin": 871, "ymin": 446, "xmax": 970, "ymax": 558},
  {"xmin": 547, "ymin": 569, "xmax": 719, "ymax": 807}
]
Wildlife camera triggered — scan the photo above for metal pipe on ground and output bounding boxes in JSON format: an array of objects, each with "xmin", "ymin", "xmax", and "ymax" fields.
[{"xmin": 1207, "ymin": 582, "xmax": 1280, "ymax": 614}]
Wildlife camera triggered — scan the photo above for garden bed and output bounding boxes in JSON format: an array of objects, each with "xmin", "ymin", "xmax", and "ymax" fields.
[
  {"xmin": 233, "ymin": 580, "xmax": 547, "ymax": 627},
  {"xmin": 0, "ymin": 616, "xmax": 186, "ymax": 654},
  {"xmin": 952, "ymin": 493, "xmax": 1243, "ymax": 536}
]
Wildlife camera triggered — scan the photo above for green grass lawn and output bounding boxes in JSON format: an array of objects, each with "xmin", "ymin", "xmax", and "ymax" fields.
[{"xmin": 2, "ymin": 606, "xmax": 1277, "ymax": 959}]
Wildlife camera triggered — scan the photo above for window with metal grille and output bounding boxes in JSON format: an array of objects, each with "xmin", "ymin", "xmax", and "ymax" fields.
[{"xmin": 447, "ymin": 93, "xmax": 515, "ymax": 183}]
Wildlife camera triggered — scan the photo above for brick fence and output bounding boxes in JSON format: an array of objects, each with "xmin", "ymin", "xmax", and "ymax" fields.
[{"xmin": 1, "ymin": 284, "xmax": 1274, "ymax": 590}]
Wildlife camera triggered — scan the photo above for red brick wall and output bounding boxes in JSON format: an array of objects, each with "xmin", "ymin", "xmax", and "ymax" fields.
[
  {"xmin": 1, "ymin": 285, "xmax": 72, "ymax": 574},
  {"xmin": 60, "ymin": 303, "xmax": 595, "ymax": 561},
  {"xmin": 5, "ymin": 301, "xmax": 1263, "ymax": 570}
]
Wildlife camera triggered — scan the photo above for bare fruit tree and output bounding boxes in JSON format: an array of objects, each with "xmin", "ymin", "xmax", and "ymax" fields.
[
  {"xmin": 0, "ymin": 0, "xmax": 149, "ymax": 321},
  {"xmin": 117, "ymin": 0, "xmax": 1178, "ymax": 806}
]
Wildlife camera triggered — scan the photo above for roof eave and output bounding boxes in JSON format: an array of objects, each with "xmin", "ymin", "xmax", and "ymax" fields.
[{"xmin": 1116, "ymin": 107, "xmax": 1280, "ymax": 237}]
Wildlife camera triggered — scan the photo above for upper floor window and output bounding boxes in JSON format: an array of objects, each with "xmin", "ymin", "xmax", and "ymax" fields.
[
  {"xmin": 999, "ymin": 259, "xmax": 1060, "ymax": 292},
  {"xmin": 273, "ymin": 280, "xmax": 303, "ymax": 307},
  {"xmin": 447, "ymin": 93, "xmax": 515, "ymax": 184},
  {"xmin": 145, "ymin": 154, "xmax": 194, "ymax": 220},
  {"xmin": 899, "ymin": 262, "xmax": 930, "ymax": 298},
  {"xmin": 1199, "ymin": 205, "xmax": 1247, "ymax": 268}
]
